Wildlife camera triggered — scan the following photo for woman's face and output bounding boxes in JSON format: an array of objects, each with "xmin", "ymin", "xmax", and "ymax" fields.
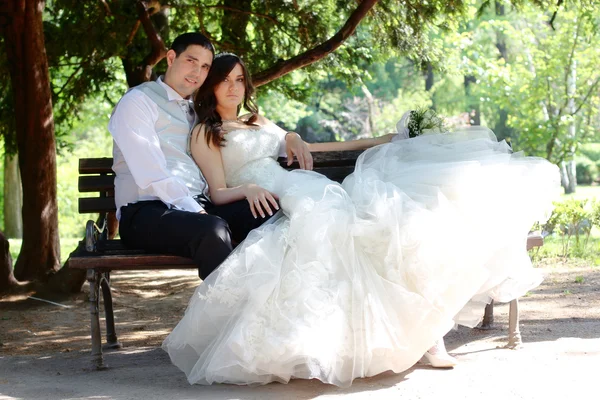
[{"xmin": 214, "ymin": 63, "xmax": 246, "ymax": 110}]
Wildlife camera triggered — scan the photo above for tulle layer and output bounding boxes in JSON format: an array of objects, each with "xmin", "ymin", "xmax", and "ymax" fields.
[{"xmin": 162, "ymin": 127, "xmax": 560, "ymax": 387}]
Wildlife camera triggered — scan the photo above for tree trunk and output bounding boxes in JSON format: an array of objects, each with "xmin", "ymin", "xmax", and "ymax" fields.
[
  {"xmin": 494, "ymin": 109, "xmax": 513, "ymax": 142},
  {"xmin": 361, "ymin": 84, "xmax": 376, "ymax": 137},
  {"xmin": 493, "ymin": 2, "xmax": 513, "ymax": 142},
  {"xmin": 561, "ymin": 160, "xmax": 576, "ymax": 194},
  {"xmin": 464, "ymin": 75, "xmax": 481, "ymax": 125},
  {"xmin": 562, "ymin": 58, "xmax": 577, "ymax": 194},
  {"xmin": 424, "ymin": 61, "xmax": 434, "ymax": 92},
  {"xmin": 2, "ymin": 0, "xmax": 61, "ymax": 282},
  {"xmin": 3, "ymin": 153, "xmax": 23, "ymax": 238},
  {"xmin": 0, "ymin": 230, "xmax": 19, "ymax": 293}
]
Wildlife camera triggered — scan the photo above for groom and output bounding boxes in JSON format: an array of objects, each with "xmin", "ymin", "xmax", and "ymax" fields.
[{"xmin": 109, "ymin": 32, "xmax": 311, "ymax": 279}]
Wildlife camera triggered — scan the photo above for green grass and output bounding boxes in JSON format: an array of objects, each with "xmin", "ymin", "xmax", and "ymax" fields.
[
  {"xmin": 534, "ymin": 232, "xmax": 600, "ymax": 261},
  {"xmin": 7, "ymin": 238, "xmax": 80, "ymax": 266},
  {"xmin": 561, "ymin": 185, "xmax": 600, "ymax": 201}
]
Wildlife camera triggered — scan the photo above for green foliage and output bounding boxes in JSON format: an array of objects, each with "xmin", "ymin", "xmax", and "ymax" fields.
[
  {"xmin": 447, "ymin": 0, "xmax": 600, "ymax": 162},
  {"xmin": 256, "ymin": 89, "xmax": 310, "ymax": 130},
  {"xmin": 56, "ymin": 101, "xmax": 114, "ymax": 238},
  {"xmin": 37, "ymin": 0, "xmax": 475, "ymax": 129},
  {"xmin": 579, "ymin": 143, "xmax": 600, "ymax": 162},
  {"xmin": 542, "ymin": 198, "xmax": 600, "ymax": 257},
  {"xmin": 575, "ymin": 154, "xmax": 598, "ymax": 185}
]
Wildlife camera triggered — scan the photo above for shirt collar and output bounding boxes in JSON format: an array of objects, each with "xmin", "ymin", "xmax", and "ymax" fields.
[{"xmin": 157, "ymin": 76, "xmax": 192, "ymax": 102}]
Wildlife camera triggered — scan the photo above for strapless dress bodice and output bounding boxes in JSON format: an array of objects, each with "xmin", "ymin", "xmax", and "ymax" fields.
[{"xmin": 221, "ymin": 126, "xmax": 286, "ymax": 193}]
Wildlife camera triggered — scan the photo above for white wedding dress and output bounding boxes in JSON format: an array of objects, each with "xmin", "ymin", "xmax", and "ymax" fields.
[{"xmin": 162, "ymin": 124, "xmax": 560, "ymax": 387}]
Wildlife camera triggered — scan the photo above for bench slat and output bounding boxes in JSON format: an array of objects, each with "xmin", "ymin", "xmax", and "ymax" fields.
[
  {"xmin": 79, "ymin": 197, "xmax": 117, "ymax": 213},
  {"xmin": 69, "ymin": 254, "xmax": 196, "ymax": 270},
  {"xmin": 282, "ymin": 150, "xmax": 363, "ymax": 168},
  {"xmin": 79, "ymin": 175, "xmax": 115, "ymax": 192},
  {"xmin": 79, "ymin": 158, "xmax": 114, "ymax": 174}
]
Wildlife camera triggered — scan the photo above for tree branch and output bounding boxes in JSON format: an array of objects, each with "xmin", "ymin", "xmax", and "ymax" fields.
[
  {"xmin": 572, "ymin": 76, "xmax": 600, "ymax": 116},
  {"xmin": 137, "ymin": 0, "xmax": 167, "ymax": 68},
  {"xmin": 548, "ymin": 0, "xmax": 564, "ymax": 30},
  {"xmin": 251, "ymin": 0, "xmax": 380, "ymax": 87},
  {"xmin": 100, "ymin": 0, "xmax": 112, "ymax": 16},
  {"xmin": 126, "ymin": 20, "xmax": 141, "ymax": 48},
  {"xmin": 55, "ymin": 64, "xmax": 84, "ymax": 98}
]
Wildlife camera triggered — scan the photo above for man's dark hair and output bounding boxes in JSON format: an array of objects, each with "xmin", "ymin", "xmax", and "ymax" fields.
[{"xmin": 170, "ymin": 32, "xmax": 214, "ymax": 57}]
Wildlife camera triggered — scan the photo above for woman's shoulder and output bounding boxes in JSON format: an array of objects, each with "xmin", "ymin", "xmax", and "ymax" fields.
[
  {"xmin": 192, "ymin": 123, "xmax": 208, "ymax": 135},
  {"xmin": 239, "ymin": 113, "xmax": 269, "ymax": 126}
]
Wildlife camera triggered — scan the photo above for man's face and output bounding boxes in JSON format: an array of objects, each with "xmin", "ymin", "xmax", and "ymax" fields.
[{"xmin": 164, "ymin": 45, "xmax": 213, "ymax": 98}]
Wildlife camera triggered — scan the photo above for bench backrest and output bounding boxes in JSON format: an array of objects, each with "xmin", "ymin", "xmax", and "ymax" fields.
[{"xmin": 78, "ymin": 151, "xmax": 363, "ymax": 214}]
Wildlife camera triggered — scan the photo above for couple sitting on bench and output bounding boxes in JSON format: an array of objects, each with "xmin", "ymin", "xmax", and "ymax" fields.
[{"xmin": 109, "ymin": 32, "xmax": 559, "ymax": 387}]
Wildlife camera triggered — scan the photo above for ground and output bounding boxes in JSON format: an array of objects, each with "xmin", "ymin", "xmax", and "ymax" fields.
[{"xmin": 1, "ymin": 261, "xmax": 599, "ymax": 400}]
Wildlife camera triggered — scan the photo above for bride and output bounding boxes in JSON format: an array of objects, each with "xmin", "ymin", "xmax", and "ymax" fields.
[{"xmin": 162, "ymin": 53, "xmax": 560, "ymax": 387}]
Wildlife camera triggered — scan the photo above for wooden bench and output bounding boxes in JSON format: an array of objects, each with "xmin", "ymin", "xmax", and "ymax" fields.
[{"xmin": 69, "ymin": 153, "xmax": 543, "ymax": 369}]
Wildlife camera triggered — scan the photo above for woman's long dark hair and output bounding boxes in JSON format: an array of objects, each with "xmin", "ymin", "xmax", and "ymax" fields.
[{"xmin": 194, "ymin": 53, "xmax": 259, "ymax": 148}]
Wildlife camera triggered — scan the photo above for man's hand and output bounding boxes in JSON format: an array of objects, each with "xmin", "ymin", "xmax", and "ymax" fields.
[{"xmin": 285, "ymin": 132, "xmax": 313, "ymax": 170}]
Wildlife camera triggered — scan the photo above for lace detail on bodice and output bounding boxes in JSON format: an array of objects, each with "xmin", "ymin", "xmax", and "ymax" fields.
[{"xmin": 221, "ymin": 126, "xmax": 285, "ymax": 192}]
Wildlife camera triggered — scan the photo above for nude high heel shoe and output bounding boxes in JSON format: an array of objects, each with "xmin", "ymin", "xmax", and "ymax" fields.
[
  {"xmin": 423, "ymin": 339, "xmax": 458, "ymax": 368},
  {"xmin": 423, "ymin": 350, "xmax": 458, "ymax": 368}
]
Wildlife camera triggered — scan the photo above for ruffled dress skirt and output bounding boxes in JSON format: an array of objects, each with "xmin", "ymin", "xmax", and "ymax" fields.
[{"xmin": 162, "ymin": 127, "xmax": 560, "ymax": 387}]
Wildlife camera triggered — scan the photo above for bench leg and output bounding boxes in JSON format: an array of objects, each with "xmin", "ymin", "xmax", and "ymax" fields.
[
  {"xmin": 87, "ymin": 270, "xmax": 106, "ymax": 370},
  {"xmin": 504, "ymin": 299, "xmax": 523, "ymax": 349},
  {"xmin": 478, "ymin": 300, "xmax": 495, "ymax": 330},
  {"xmin": 100, "ymin": 272, "xmax": 122, "ymax": 350}
]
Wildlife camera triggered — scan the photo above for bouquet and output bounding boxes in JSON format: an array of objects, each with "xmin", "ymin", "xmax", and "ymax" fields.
[{"xmin": 395, "ymin": 107, "xmax": 447, "ymax": 140}]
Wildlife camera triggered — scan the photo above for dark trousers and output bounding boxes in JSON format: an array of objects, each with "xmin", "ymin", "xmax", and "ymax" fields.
[{"xmin": 119, "ymin": 198, "xmax": 270, "ymax": 279}]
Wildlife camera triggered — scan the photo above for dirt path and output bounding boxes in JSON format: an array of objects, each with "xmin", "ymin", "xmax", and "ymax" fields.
[{"xmin": 1, "ymin": 263, "xmax": 599, "ymax": 399}]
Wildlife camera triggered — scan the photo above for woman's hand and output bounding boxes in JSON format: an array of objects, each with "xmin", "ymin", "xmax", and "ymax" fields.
[
  {"xmin": 377, "ymin": 134, "xmax": 397, "ymax": 145},
  {"xmin": 285, "ymin": 132, "xmax": 313, "ymax": 170},
  {"xmin": 243, "ymin": 184, "xmax": 280, "ymax": 218}
]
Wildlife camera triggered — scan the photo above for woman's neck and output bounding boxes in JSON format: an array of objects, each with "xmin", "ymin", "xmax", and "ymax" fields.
[{"xmin": 216, "ymin": 105, "xmax": 238, "ymax": 121}]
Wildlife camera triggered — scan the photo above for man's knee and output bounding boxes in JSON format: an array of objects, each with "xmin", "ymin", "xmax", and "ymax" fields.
[{"xmin": 190, "ymin": 216, "xmax": 233, "ymax": 279}]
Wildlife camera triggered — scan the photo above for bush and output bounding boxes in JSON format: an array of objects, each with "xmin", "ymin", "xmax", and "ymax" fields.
[
  {"xmin": 542, "ymin": 198, "xmax": 600, "ymax": 257},
  {"xmin": 575, "ymin": 154, "xmax": 598, "ymax": 185},
  {"xmin": 579, "ymin": 143, "xmax": 600, "ymax": 162}
]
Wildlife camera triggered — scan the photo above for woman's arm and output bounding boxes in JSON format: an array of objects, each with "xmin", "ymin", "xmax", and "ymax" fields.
[
  {"xmin": 190, "ymin": 125, "xmax": 279, "ymax": 218},
  {"xmin": 307, "ymin": 134, "xmax": 395, "ymax": 152}
]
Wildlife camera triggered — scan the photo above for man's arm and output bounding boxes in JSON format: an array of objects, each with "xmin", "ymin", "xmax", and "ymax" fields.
[{"xmin": 109, "ymin": 90, "xmax": 204, "ymax": 213}]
